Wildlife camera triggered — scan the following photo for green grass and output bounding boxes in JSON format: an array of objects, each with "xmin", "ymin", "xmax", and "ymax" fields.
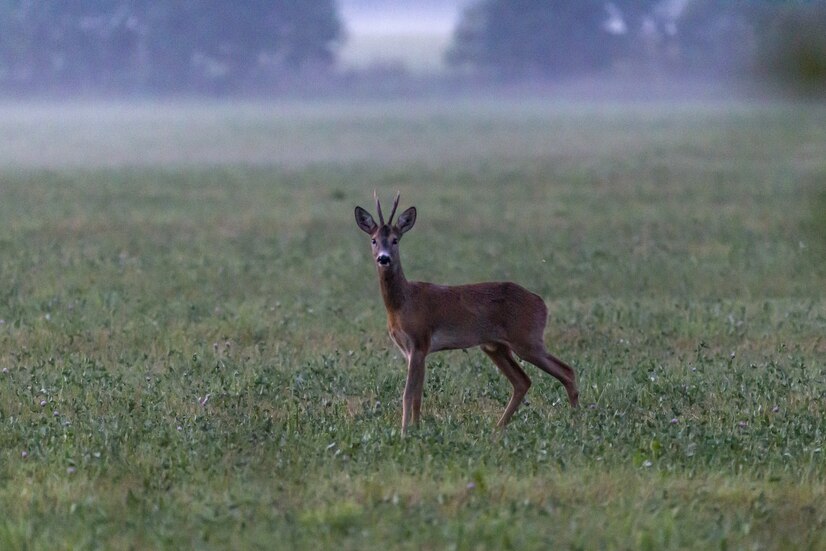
[{"xmin": 0, "ymin": 100, "xmax": 825, "ymax": 549}]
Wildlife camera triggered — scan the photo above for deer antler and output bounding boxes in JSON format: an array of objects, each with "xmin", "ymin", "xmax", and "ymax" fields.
[
  {"xmin": 388, "ymin": 191, "xmax": 401, "ymax": 225},
  {"xmin": 373, "ymin": 189, "xmax": 385, "ymax": 226}
]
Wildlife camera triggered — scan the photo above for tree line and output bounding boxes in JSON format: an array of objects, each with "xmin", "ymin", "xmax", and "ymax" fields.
[
  {"xmin": 448, "ymin": 0, "xmax": 826, "ymax": 84},
  {"xmin": 0, "ymin": 1, "xmax": 823, "ymax": 95},
  {"xmin": 0, "ymin": 1, "xmax": 342, "ymax": 94}
]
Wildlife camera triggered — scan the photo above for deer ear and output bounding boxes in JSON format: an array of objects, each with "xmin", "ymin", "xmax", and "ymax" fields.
[
  {"xmin": 354, "ymin": 206, "xmax": 377, "ymax": 234},
  {"xmin": 396, "ymin": 206, "xmax": 416, "ymax": 235}
]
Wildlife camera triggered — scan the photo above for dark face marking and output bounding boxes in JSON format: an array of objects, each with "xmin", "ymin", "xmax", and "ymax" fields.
[{"xmin": 371, "ymin": 225, "xmax": 401, "ymax": 268}]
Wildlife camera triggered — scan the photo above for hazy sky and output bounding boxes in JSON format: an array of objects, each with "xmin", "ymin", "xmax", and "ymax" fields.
[
  {"xmin": 337, "ymin": 0, "xmax": 473, "ymax": 71},
  {"xmin": 339, "ymin": 0, "xmax": 471, "ymax": 33}
]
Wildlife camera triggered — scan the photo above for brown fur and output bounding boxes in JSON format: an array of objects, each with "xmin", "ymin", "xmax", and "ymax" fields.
[{"xmin": 355, "ymin": 198, "xmax": 578, "ymax": 434}]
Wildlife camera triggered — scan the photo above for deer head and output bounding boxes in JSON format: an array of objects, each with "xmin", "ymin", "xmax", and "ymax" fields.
[{"xmin": 355, "ymin": 191, "xmax": 416, "ymax": 270}]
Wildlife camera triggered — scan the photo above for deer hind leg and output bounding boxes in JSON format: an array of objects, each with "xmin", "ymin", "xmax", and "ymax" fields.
[
  {"xmin": 514, "ymin": 343, "xmax": 579, "ymax": 407},
  {"xmin": 482, "ymin": 344, "xmax": 532, "ymax": 427}
]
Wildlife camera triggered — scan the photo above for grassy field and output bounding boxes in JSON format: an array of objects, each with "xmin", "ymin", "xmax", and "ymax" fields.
[{"xmin": 0, "ymin": 100, "xmax": 824, "ymax": 549}]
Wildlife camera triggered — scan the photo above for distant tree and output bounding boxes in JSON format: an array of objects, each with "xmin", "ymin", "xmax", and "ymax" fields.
[
  {"xmin": 447, "ymin": 0, "xmax": 826, "ymax": 81},
  {"xmin": 660, "ymin": 0, "xmax": 826, "ymax": 81},
  {"xmin": 753, "ymin": 0, "xmax": 826, "ymax": 94},
  {"xmin": 144, "ymin": 1, "xmax": 343, "ymax": 92},
  {"xmin": 447, "ymin": 0, "xmax": 637, "ymax": 79},
  {"xmin": 665, "ymin": 0, "xmax": 758, "ymax": 74},
  {"xmin": 598, "ymin": 0, "xmax": 665, "ymax": 68},
  {"xmin": 0, "ymin": 1, "xmax": 343, "ymax": 94}
]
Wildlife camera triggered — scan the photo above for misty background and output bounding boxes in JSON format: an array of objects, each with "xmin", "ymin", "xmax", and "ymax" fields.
[{"xmin": 0, "ymin": 0, "xmax": 824, "ymax": 98}]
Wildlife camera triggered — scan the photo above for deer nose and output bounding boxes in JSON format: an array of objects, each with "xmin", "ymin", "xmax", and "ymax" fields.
[{"xmin": 377, "ymin": 254, "xmax": 391, "ymax": 266}]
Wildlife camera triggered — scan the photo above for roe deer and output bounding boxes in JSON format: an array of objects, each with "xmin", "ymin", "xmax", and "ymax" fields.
[{"xmin": 355, "ymin": 192, "xmax": 579, "ymax": 435}]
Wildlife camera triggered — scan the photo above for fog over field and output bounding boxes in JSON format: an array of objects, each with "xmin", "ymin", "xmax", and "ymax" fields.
[{"xmin": 0, "ymin": 98, "xmax": 797, "ymax": 170}]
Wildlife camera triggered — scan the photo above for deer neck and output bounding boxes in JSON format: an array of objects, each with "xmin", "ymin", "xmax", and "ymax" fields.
[{"xmin": 378, "ymin": 262, "xmax": 408, "ymax": 312}]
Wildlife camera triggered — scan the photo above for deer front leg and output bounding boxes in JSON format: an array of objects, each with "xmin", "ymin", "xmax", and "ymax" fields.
[{"xmin": 401, "ymin": 351, "xmax": 426, "ymax": 436}]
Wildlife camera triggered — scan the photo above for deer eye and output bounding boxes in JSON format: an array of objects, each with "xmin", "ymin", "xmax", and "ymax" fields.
[
  {"xmin": 392, "ymin": 238, "xmax": 398, "ymax": 245},
  {"xmin": 371, "ymin": 239, "xmax": 376, "ymax": 245}
]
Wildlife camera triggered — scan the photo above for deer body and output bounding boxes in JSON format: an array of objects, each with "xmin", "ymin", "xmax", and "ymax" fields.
[
  {"xmin": 384, "ymin": 280, "xmax": 546, "ymax": 354},
  {"xmin": 356, "ymin": 193, "xmax": 578, "ymax": 434}
]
